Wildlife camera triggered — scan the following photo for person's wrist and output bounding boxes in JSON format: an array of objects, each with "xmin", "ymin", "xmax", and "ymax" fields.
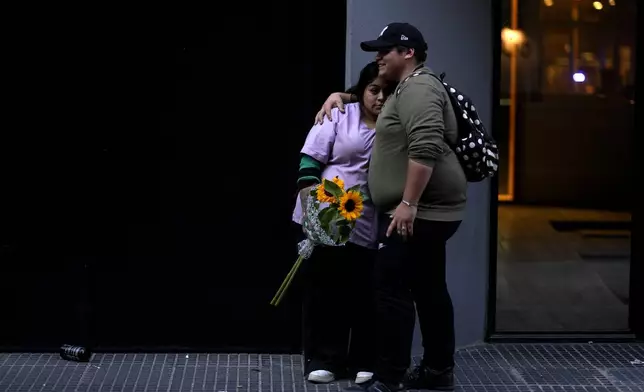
[{"xmin": 401, "ymin": 199, "xmax": 418, "ymax": 208}]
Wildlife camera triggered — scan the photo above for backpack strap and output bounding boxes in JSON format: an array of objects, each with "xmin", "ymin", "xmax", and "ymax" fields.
[{"xmin": 395, "ymin": 71, "xmax": 447, "ymax": 97}]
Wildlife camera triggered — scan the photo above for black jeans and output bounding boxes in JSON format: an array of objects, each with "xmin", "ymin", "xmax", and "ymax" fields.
[
  {"xmin": 299, "ymin": 230, "xmax": 377, "ymax": 375},
  {"xmin": 373, "ymin": 215, "xmax": 461, "ymax": 383}
]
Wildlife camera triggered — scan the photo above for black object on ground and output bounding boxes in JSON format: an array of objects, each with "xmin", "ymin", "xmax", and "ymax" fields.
[{"xmin": 59, "ymin": 344, "xmax": 92, "ymax": 362}]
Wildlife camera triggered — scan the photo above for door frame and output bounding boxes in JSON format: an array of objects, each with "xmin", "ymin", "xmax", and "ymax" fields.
[
  {"xmin": 630, "ymin": 12, "xmax": 643, "ymax": 338},
  {"xmin": 631, "ymin": 175, "xmax": 643, "ymax": 339}
]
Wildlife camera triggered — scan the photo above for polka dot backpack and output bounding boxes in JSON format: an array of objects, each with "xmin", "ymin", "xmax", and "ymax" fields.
[{"xmin": 397, "ymin": 71, "xmax": 499, "ymax": 182}]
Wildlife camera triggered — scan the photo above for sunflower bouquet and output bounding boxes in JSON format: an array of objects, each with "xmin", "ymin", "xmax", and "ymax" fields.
[{"xmin": 270, "ymin": 176, "xmax": 367, "ymax": 306}]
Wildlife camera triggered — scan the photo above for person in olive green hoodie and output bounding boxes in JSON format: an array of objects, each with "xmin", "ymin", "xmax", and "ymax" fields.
[{"xmin": 314, "ymin": 22, "xmax": 466, "ymax": 392}]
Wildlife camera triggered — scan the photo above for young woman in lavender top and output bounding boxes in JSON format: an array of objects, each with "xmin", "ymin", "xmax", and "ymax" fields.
[{"xmin": 292, "ymin": 62, "xmax": 394, "ymax": 385}]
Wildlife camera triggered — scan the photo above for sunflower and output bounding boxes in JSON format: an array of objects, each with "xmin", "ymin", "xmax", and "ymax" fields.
[
  {"xmin": 316, "ymin": 182, "xmax": 337, "ymax": 203},
  {"xmin": 316, "ymin": 176, "xmax": 345, "ymax": 203},
  {"xmin": 338, "ymin": 191, "xmax": 364, "ymax": 221},
  {"xmin": 331, "ymin": 176, "xmax": 345, "ymax": 190}
]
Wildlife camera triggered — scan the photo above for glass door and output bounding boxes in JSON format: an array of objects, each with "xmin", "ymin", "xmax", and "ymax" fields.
[{"xmin": 494, "ymin": 0, "xmax": 636, "ymax": 333}]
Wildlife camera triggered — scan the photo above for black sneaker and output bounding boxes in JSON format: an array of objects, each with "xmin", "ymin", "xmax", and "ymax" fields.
[
  {"xmin": 402, "ymin": 365, "xmax": 454, "ymax": 391},
  {"xmin": 343, "ymin": 379, "xmax": 403, "ymax": 391}
]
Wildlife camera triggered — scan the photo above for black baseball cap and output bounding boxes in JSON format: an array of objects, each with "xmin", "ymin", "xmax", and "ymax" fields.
[{"xmin": 360, "ymin": 22, "xmax": 428, "ymax": 52}]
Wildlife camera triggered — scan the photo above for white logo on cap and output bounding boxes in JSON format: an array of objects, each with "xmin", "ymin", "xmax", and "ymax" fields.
[
  {"xmin": 379, "ymin": 26, "xmax": 388, "ymax": 37},
  {"xmin": 401, "ymin": 34, "xmax": 408, "ymax": 40}
]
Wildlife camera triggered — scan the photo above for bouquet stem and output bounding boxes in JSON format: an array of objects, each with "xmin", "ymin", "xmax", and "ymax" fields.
[{"xmin": 270, "ymin": 255, "xmax": 305, "ymax": 306}]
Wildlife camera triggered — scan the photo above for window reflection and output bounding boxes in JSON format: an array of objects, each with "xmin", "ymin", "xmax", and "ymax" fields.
[
  {"xmin": 495, "ymin": 0, "xmax": 635, "ymax": 333},
  {"xmin": 498, "ymin": 0, "xmax": 636, "ymax": 200}
]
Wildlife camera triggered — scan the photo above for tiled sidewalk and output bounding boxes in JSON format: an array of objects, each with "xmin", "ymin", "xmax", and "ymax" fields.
[{"xmin": 1, "ymin": 343, "xmax": 643, "ymax": 391}]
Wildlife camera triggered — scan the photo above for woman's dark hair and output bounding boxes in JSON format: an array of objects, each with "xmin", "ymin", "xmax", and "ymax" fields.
[{"xmin": 345, "ymin": 61, "xmax": 392, "ymax": 104}]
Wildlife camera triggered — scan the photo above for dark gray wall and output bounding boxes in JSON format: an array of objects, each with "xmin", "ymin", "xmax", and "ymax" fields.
[{"xmin": 346, "ymin": 0, "xmax": 493, "ymax": 352}]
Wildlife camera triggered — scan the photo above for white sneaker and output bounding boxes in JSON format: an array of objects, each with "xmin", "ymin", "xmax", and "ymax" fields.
[
  {"xmin": 355, "ymin": 371, "xmax": 374, "ymax": 384},
  {"xmin": 307, "ymin": 370, "xmax": 335, "ymax": 383}
]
